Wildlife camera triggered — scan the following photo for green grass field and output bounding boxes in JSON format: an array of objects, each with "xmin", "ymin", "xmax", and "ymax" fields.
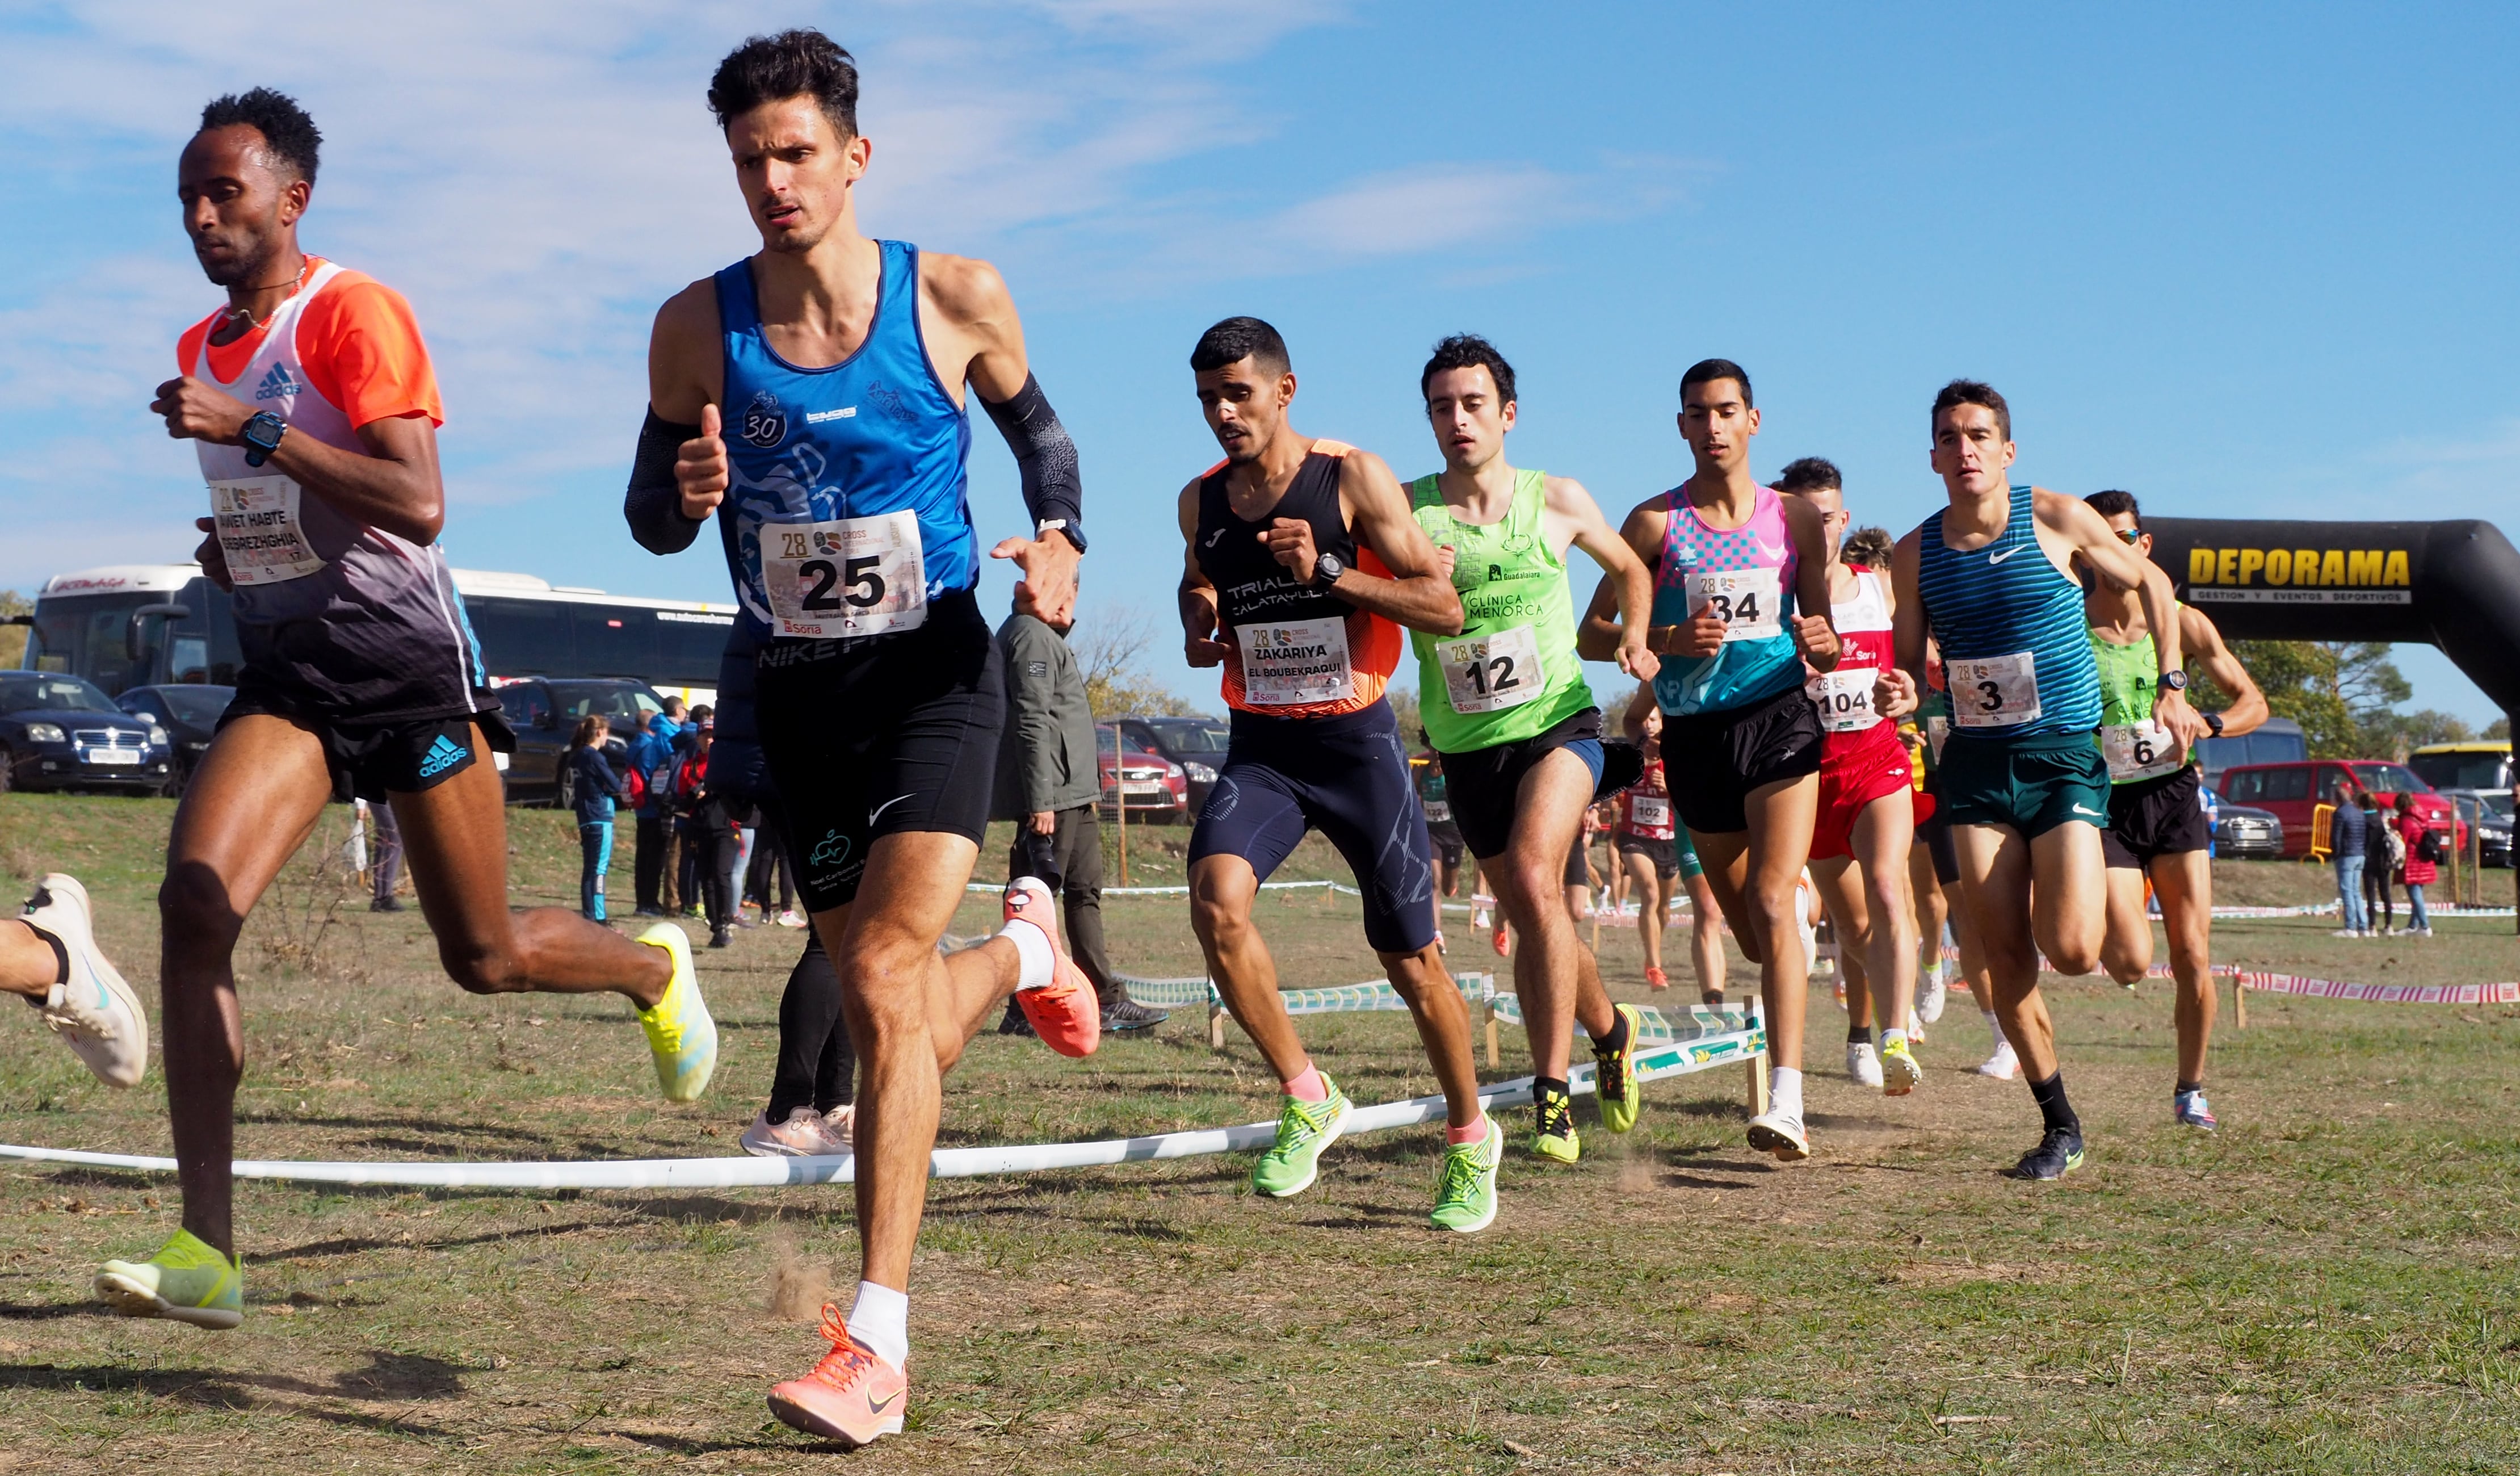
[{"xmin": 2, "ymin": 792, "xmax": 2517, "ymax": 1474}]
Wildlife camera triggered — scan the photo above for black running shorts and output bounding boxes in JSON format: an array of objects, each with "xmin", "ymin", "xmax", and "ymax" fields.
[
  {"xmin": 1616, "ymin": 831, "xmax": 1679, "ymax": 879},
  {"xmin": 2102, "ymin": 764, "xmax": 2213, "ymax": 869},
  {"xmin": 1426, "ymin": 820, "xmax": 1465, "ymax": 868},
  {"xmin": 755, "ymin": 592, "xmax": 1003, "ymax": 911},
  {"xmin": 1662, "ymin": 682, "xmax": 1822, "ymax": 836},
  {"xmin": 1440, "ymin": 707, "xmax": 1605, "ymax": 861},
  {"xmin": 1189, "ymin": 700, "xmax": 1436, "ymax": 954},
  {"xmin": 220, "ymin": 683, "xmax": 513, "ymax": 804}
]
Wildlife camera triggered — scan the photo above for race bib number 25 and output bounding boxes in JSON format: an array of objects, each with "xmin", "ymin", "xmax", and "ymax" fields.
[{"xmin": 762, "ymin": 511, "xmax": 927, "ymax": 639}]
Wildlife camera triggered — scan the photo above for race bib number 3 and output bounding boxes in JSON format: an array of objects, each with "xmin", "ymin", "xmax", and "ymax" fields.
[
  {"xmin": 1435, "ymin": 624, "xmax": 1543, "ymax": 715},
  {"xmin": 1806, "ymin": 666, "xmax": 1881, "ymax": 733},
  {"xmin": 210, "ymin": 476, "xmax": 327, "ymax": 586},
  {"xmin": 1949, "ymin": 651, "xmax": 2042, "ymax": 728},
  {"xmin": 1689, "ymin": 568, "xmax": 1784, "ymax": 642},
  {"xmin": 763, "ymin": 511, "xmax": 927, "ymax": 639},
  {"xmin": 1236, "ymin": 616, "xmax": 1353, "ymax": 707},
  {"xmin": 2101, "ymin": 719, "xmax": 2185, "ymax": 782}
]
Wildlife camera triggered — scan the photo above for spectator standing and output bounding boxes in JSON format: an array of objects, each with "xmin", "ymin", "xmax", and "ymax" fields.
[
  {"xmin": 2329, "ymin": 779, "xmax": 2369, "ymax": 937},
  {"xmin": 367, "ymin": 798, "xmax": 405, "ymax": 912},
  {"xmin": 2360, "ymin": 791, "xmax": 2398, "ymax": 936},
  {"xmin": 629, "ymin": 700, "xmax": 686, "ymax": 915},
  {"xmin": 569, "ymin": 716, "xmax": 625, "ymax": 922},
  {"xmin": 675, "ymin": 717, "xmax": 740, "ymax": 947},
  {"xmin": 674, "ymin": 705, "xmax": 716, "ymax": 919},
  {"xmin": 992, "ymin": 604, "xmax": 1166, "ymax": 1034},
  {"xmin": 2395, "ymin": 793, "xmax": 2437, "ymax": 937}
]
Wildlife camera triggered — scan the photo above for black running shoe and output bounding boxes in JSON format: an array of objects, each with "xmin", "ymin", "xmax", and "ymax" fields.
[
  {"xmin": 997, "ymin": 1002, "xmax": 1036, "ymax": 1037},
  {"xmin": 1101, "ymin": 998, "xmax": 1169, "ymax": 1033},
  {"xmin": 2006, "ymin": 1127, "xmax": 2085, "ymax": 1181},
  {"xmin": 708, "ymin": 927, "xmax": 733, "ymax": 950}
]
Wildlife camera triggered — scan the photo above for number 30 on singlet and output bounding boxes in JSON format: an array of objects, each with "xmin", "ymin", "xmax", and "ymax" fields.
[{"xmin": 762, "ymin": 510, "xmax": 927, "ymax": 639}]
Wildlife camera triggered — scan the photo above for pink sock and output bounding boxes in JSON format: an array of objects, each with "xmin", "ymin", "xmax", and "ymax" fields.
[
  {"xmin": 1283, "ymin": 1064, "xmax": 1328, "ymax": 1102},
  {"xmin": 1446, "ymin": 1113, "xmax": 1488, "ymax": 1146}
]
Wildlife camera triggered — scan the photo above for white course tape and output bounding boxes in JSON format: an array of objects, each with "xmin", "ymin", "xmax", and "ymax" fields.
[{"xmin": 0, "ymin": 1028, "xmax": 1762, "ymax": 1190}]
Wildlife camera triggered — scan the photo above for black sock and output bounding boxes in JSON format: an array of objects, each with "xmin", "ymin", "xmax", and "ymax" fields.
[
  {"xmin": 27, "ymin": 929, "xmax": 68, "ymax": 989},
  {"xmin": 1593, "ymin": 1008, "xmax": 1632, "ymax": 1057},
  {"xmin": 2175, "ymin": 1079, "xmax": 2204, "ymax": 1096},
  {"xmin": 1535, "ymin": 1076, "xmax": 1569, "ymax": 1102},
  {"xmin": 2026, "ymin": 1071, "xmax": 2080, "ymax": 1137},
  {"xmin": 1847, "ymin": 1024, "xmax": 1872, "ymax": 1046}
]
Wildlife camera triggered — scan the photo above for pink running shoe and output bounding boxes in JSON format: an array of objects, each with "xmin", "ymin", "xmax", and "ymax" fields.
[
  {"xmin": 1003, "ymin": 878, "xmax": 1099, "ymax": 1058},
  {"xmin": 768, "ymin": 1306, "xmax": 908, "ymax": 1447},
  {"xmin": 741, "ymin": 1107, "xmax": 848, "ymax": 1159},
  {"xmin": 1644, "ymin": 966, "xmax": 1669, "ymax": 992}
]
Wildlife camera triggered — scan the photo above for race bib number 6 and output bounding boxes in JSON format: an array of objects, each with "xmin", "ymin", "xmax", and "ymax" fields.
[
  {"xmin": 762, "ymin": 511, "xmax": 927, "ymax": 639},
  {"xmin": 209, "ymin": 476, "xmax": 328, "ymax": 586},
  {"xmin": 1689, "ymin": 568, "xmax": 1784, "ymax": 642},
  {"xmin": 1948, "ymin": 651, "xmax": 2042, "ymax": 728},
  {"xmin": 1435, "ymin": 624, "xmax": 1543, "ymax": 715},
  {"xmin": 2101, "ymin": 719, "xmax": 2185, "ymax": 782}
]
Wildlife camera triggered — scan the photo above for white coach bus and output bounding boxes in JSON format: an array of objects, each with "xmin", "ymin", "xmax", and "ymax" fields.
[{"xmin": 16, "ymin": 563, "xmax": 736, "ymax": 706}]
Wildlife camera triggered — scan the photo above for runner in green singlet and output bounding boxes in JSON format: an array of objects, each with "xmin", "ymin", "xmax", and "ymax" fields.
[
  {"xmin": 2080, "ymin": 491, "xmax": 2267, "ymax": 1130},
  {"xmin": 1407, "ymin": 335, "xmax": 1659, "ymax": 1164}
]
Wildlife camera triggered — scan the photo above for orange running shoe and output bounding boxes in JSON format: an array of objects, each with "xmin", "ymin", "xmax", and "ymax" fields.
[
  {"xmin": 768, "ymin": 1305, "xmax": 908, "ymax": 1448},
  {"xmin": 1644, "ymin": 966, "xmax": 1668, "ymax": 991},
  {"xmin": 1492, "ymin": 926, "xmax": 1511, "ymax": 958},
  {"xmin": 1003, "ymin": 878, "xmax": 1101, "ymax": 1058}
]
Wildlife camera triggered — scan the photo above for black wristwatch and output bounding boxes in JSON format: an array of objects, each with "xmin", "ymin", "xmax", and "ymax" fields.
[
  {"xmin": 1036, "ymin": 518, "xmax": 1086, "ymax": 554},
  {"xmin": 2158, "ymin": 668, "xmax": 2188, "ymax": 692},
  {"xmin": 240, "ymin": 410, "xmax": 289, "ymax": 468},
  {"xmin": 2204, "ymin": 711, "xmax": 2226, "ymax": 737},
  {"xmin": 1313, "ymin": 552, "xmax": 1345, "ymax": 586}
]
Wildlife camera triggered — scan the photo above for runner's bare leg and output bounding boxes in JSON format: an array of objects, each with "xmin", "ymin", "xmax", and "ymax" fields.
[
  {"xmin": 2149, "ymin": 850, "xmax": 2216, "ymax": 1085},
  {"xmin": 1951, "ymin": 824, "xmax": 2061, "ymax": 1080},
  {"xmin": 1689, "ymin": 771, "xmax": 1821, "ymax": 1076},
  {"xmin": 1492, "ymin": 749, "xmax": 1613, "ymax": 1083},
  {"xmin": 1191, "ymin": 855, "xmax": 1310, "ymax": 1083}
]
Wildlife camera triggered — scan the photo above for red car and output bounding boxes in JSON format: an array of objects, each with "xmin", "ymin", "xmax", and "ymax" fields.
[
  {"xmin": 1096, "ymin": 723, "xmax": 1190, "ymax": 823},
  {"xmin": 2216, "ymin": 759, "xmax": 2465, "ymax": 859}
]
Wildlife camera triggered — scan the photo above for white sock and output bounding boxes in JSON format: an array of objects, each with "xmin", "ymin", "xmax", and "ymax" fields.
[
  {"xmin": 1771, "ymin": 1066, "xmax": 1804, "ymax": 1117},
  {"xmin": 846, "ymin": 1280, "xmax": 910, "ymax": 1370},
  {"xmin": 1883, "ymin": 1028, "xmax": 1908, "ymax": 1051},
  {"xmin": 1922, "ymin": 961, "xmax": 1945, "ymax": 989},
  {"xmin": 1001, "ymin": 915, "xmax": 1054, "ymax": 991},
  {"xmin": 1983, "ymin": 1008, "xmax": 2008, "ymax": 1049}
]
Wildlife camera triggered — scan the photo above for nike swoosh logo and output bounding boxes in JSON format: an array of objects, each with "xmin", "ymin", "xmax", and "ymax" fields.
[
  {"xmin": 868, "ymin": 1389, "xmax": 902, "ymax": 1414},
  {"xmin": 1988, "ymin": 548, "xmax": 2020, "ymax": 564},
  {"xmin": 1755, "ymin": 539, "xmax": 1786, "ymax": 561},
  {"xmin": 868, "ymin": 794, "xmax": 917, "ymax": 824},
  {"xmin": 2072, "ymin": 804, "xmax": 2104, "ymax": 816}
]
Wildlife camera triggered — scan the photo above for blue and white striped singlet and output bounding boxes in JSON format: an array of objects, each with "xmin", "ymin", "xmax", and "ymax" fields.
[{"xmin": 1914, "ymin": 484, "xmax": 2100, "ymax": 739}]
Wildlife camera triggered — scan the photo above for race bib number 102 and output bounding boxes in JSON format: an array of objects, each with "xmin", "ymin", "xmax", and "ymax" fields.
[{"xmin": 762, "ymin": 511, "xmax": 927, "ymax": 639}]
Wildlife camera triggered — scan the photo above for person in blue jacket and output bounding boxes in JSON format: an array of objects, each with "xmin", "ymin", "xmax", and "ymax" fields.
[
  {"xmin": 629, "ymin": 701, "xmax": 686, "ymax": 915},
  {"xmin": 569, "ymin": 716, "xmax": 627, "ymax": 921}
]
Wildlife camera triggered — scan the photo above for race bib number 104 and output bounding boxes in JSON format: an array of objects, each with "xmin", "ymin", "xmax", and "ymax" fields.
[{"xmin": 762, "ymin": 511, "xmax": 927, "ymax": 639}]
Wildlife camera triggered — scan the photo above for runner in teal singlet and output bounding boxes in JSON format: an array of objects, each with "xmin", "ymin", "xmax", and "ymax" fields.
[
  {"xmin": 1405, "ymin": 335, "xmax": 1659, "ymax": 1163},
  {"xmin": 1879, "ymin": 382, "xmax": 2204, "ymax": 1181},
  {"xmin": 2080, "ymin": 492, "xmax": 2267, "ymax": 1131}
]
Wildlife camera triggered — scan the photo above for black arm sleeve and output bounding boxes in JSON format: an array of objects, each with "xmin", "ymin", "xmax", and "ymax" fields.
[
  {"xmin": 625, "ymin": 409, "xmax": 707, "ymax": 556},
  {"xmin": 978, "ymin": 374, "xmax": 1085, "ymax": 551}
]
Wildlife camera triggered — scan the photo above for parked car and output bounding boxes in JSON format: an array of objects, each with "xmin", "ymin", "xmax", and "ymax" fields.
[
  {"xmin": 2211, "ymin": 801, "xmax": 2285, "ymax": 859},
  {"xmin": 116, "ymin": 682, "xmax": 234, "ymax": 796},
  {"xmin": 2409, "ymin": 741, "xmax": 2511, "ymax": 798},
  {"xmin": 2442, "ymin": 789, "xmax": 2514, "ymax": 869},
  {"xmin": 1095, "ymin": 723, "xmax": 1189, "ymax": 823},
  {"xmin": 493, "ymin": 677, "xmax": 665, "ymax": 807},
  {"xmin": 2216, "ymin": 759, "xmax": 2465, "ymax": 859},
  {"xmin": 1113, "ymin": 714, "xmax": 1230, "ymax": 812},
  {"xmin": 0, "ymin": 672, "xmax": 173, "ymax": 795},
  {"xmin": 2193, "ymin": 716, "xmax": 2306, "ymax": 785}
]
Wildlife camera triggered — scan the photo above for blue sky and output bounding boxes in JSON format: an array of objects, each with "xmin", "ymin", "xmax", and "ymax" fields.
[{"xmin": 4, "ymin": 2, "xmax": 2514, "ymax": 723}]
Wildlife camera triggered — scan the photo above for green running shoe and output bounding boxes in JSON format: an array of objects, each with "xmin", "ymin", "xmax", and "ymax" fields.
[
  {"xmin": 1429, "ymin": 1117, "xmax": 1502, "ymax": 1233},
  {"xmin": 1593, "ymin": 1002, "xmax": 1644, "ymax": 1134},
  {"xmin": 1532, "ymin": 1084, "xmax": 1580, "ymax": 1164},
  {"xmin": 1251, "ymin": 1076, "xmax": 1350, "ymax": 1197},
  {"xmin": 635, "ymin": 922, "xmax": 718, "ymax": 1102},
  {"xmin": 96, "ymin": 1228, "xmax": 242, "ymax": 1329}
]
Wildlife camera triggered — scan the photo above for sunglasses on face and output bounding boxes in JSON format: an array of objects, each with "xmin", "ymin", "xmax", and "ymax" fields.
[{"xmin": 2115, "ymin": 527, "xmax": 2144, "ymax": 544}]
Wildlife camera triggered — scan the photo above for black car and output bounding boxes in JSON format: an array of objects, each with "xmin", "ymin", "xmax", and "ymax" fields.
[
  {"xmin": 494, "ymin": 677, "xmax": 667, "ymax": 807},
  {"xmin": 2442, "ymin": 790, "xmax": 2514, "ymax": 869},
  {"xmin": 116, "ymin": 683, "xmax": 236, "ymax": 796},
  {"xmin": 1114, "ymin": 715, "xmax": 1230, "ymax": 812},
  {"xmin": 0, "ymin": 672, "xmax": 173, "ymax": 795},
  {"xmin": 2211, "ymin": 800, "xmax": 2284, "ymax": 860}
]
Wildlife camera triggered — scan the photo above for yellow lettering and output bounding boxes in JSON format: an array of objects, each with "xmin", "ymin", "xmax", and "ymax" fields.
[
  {"xmin": 2320, "ymin": 549, "xmax": 2347, "ymax": 585},
  {"xmin": 2383, "ymin": 549, "xmax": 2410, "ymax": 585},
  {"xmin": 2349, "ymin": 550, "xmax": 2382, "ymax": 585},
  {"xmin": 2216, "ymin": 548, "xmax": 2240, "ymax": 584},
  {"xmin": 2238, "ymin": 549, "xmax": 2266, "ymax": 584},
  {"xmin": 2189, "ymin": 548, "xmax": 2216, "ymax": 584},
  {"xmin": 2266, "ymin": 550, "xmax": 2292, "ymax": 585},
  {"xmin": 2296, "ymin": 548, "xmax": 2321, "ymax": 585}
]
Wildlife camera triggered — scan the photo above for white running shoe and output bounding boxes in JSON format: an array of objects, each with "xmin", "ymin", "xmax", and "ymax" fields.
[
  {"xmin": 741, "ymin": 1106, "xmax": 849, "ymax": 1158},
  {"xmin": 1746, "ymin": 1107, "xmax": 1809, "ymax": 1161},
  {"xmin": 775, "ymin": 910, "xmax": 808, "ymax": 929},
  {"xmin": 822, "ymin": 1104, "xmax": 856, "ymax": 1147},
  {"xmin": 20, "ymin": 875, "xmax": 148, "ymax": 1088},
  {"xmin": 1846, "ymin": 1041, "xmax": 1884, "ymax": 1089},
  {"xmin": 1918, "ymin": 969, "xmax": 1948, "ymax": 1024},
  {"xmin": 1976, "ymin": 1039, "xmax": 2019, "ymax": 1080},
  {"xmin": 1906, "ymin": 1009, "xmax": 1926, "ymax": 1044}
]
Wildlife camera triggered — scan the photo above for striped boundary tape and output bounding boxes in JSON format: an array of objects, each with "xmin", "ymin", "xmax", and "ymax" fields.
[
  {"xmin": 1115, "ymin": 971, "xmax": 1754, "ymax": 1043},
  {"xmin": 0, "ymin": 1026, "xmax": 1765, "ymax": 1191},
  {"xmin": 1940, "ymin": 945, "xmax": 2520, "ymax": 1008}
]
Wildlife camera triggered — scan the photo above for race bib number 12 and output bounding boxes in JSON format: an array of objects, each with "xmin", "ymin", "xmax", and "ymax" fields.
[
  {"xmin": 1948, "ymin": 651, "xmax": 2042, "ymax": 728},
  {"xmin": 210, "ymin": 476, "xmax": 327, "ymax": 586},
  {"xmin": 1435, "ymin": 624, "xmax": 1543, "ymax": 715},
  {"xmin": 1689, "ymin": 568, "xmax": 1784, "ymax": 642},
  {"xmin": 762, "ymin": 511, "xmax": 927, "ymax": 639}
]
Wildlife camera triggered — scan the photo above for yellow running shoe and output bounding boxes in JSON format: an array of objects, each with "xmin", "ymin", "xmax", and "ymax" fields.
[
  {"xmin": 1593, "ymin": 1002, "xmax": 1645, "ymax": 1134},
  {"xmin": 96, "ymin": 1229, "xmax": 242, "ymax": 1329},
  {"xmin": 635, "ymin": 923, "xmax": 717, "ymax": 1102},
  {"xmin": 1532, "ymin": 1084, "xmax": 1580, "ymax": 1164},
  {"xmin": 1880, "ymin": 1034, "xmax": 1922, "ymax": 1096}
]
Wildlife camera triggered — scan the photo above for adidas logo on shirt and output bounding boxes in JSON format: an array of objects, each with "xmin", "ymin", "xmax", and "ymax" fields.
[
  {"xmin": 416, "ymin": 733, "xmax": 469, "ymax": 779},
  {"xmin": 254, "ymin": 362, "xmax": 305, "ymax": 401}
]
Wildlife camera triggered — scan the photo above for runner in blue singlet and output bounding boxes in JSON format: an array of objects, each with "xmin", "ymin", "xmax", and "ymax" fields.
[{"xmin": 1877, "ymin": 380, "xmax": 2205, "ymax": 1183}]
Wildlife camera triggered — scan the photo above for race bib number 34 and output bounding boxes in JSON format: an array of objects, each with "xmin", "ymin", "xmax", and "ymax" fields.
[
  {"xmin": 210, "ymin": 476, "xmax": 327, "ymax": 586},
  {"xmin": 1949, "ymin": 651, "xmax": 2042, "ymax": 728},
  {"xmin": 1435, "ymin": 624, "xmax": 1543, "ymax": 715},
  {"xmin": 1689, "ymin": 568, "xmax": 1784, "ymax": 642},
  {"xmin": 1806, "ymin": 666, "xmax": 1880, "ymax": 733},
  {"xmin": 763, "ymin": 511, "xmax": 927, "ymax": 639},
  {"xmin": 2101, "ymin": 719, "xmax": 2185, "ymax": 782},
  {"xmin": 1236, "ymin": 616, "xmax": 1352, "ymax": 707}
]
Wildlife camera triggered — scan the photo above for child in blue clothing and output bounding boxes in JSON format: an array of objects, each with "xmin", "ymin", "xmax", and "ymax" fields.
[{"xmin": 569, "ymin": 716, "xmax": 627, "ymax": 921}]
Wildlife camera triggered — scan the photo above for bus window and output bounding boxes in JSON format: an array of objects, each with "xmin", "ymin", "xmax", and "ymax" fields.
[
  {"xmin": 570, "ymin": 605, "xmax": 658, "ymax": 680},
  {"xmin": 654, "ymin": 609, "xmax": 736, "ymax": 688},
  {"xmin": 467, "ymin": 596, "xmax": 574, "ymax": 677}
]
